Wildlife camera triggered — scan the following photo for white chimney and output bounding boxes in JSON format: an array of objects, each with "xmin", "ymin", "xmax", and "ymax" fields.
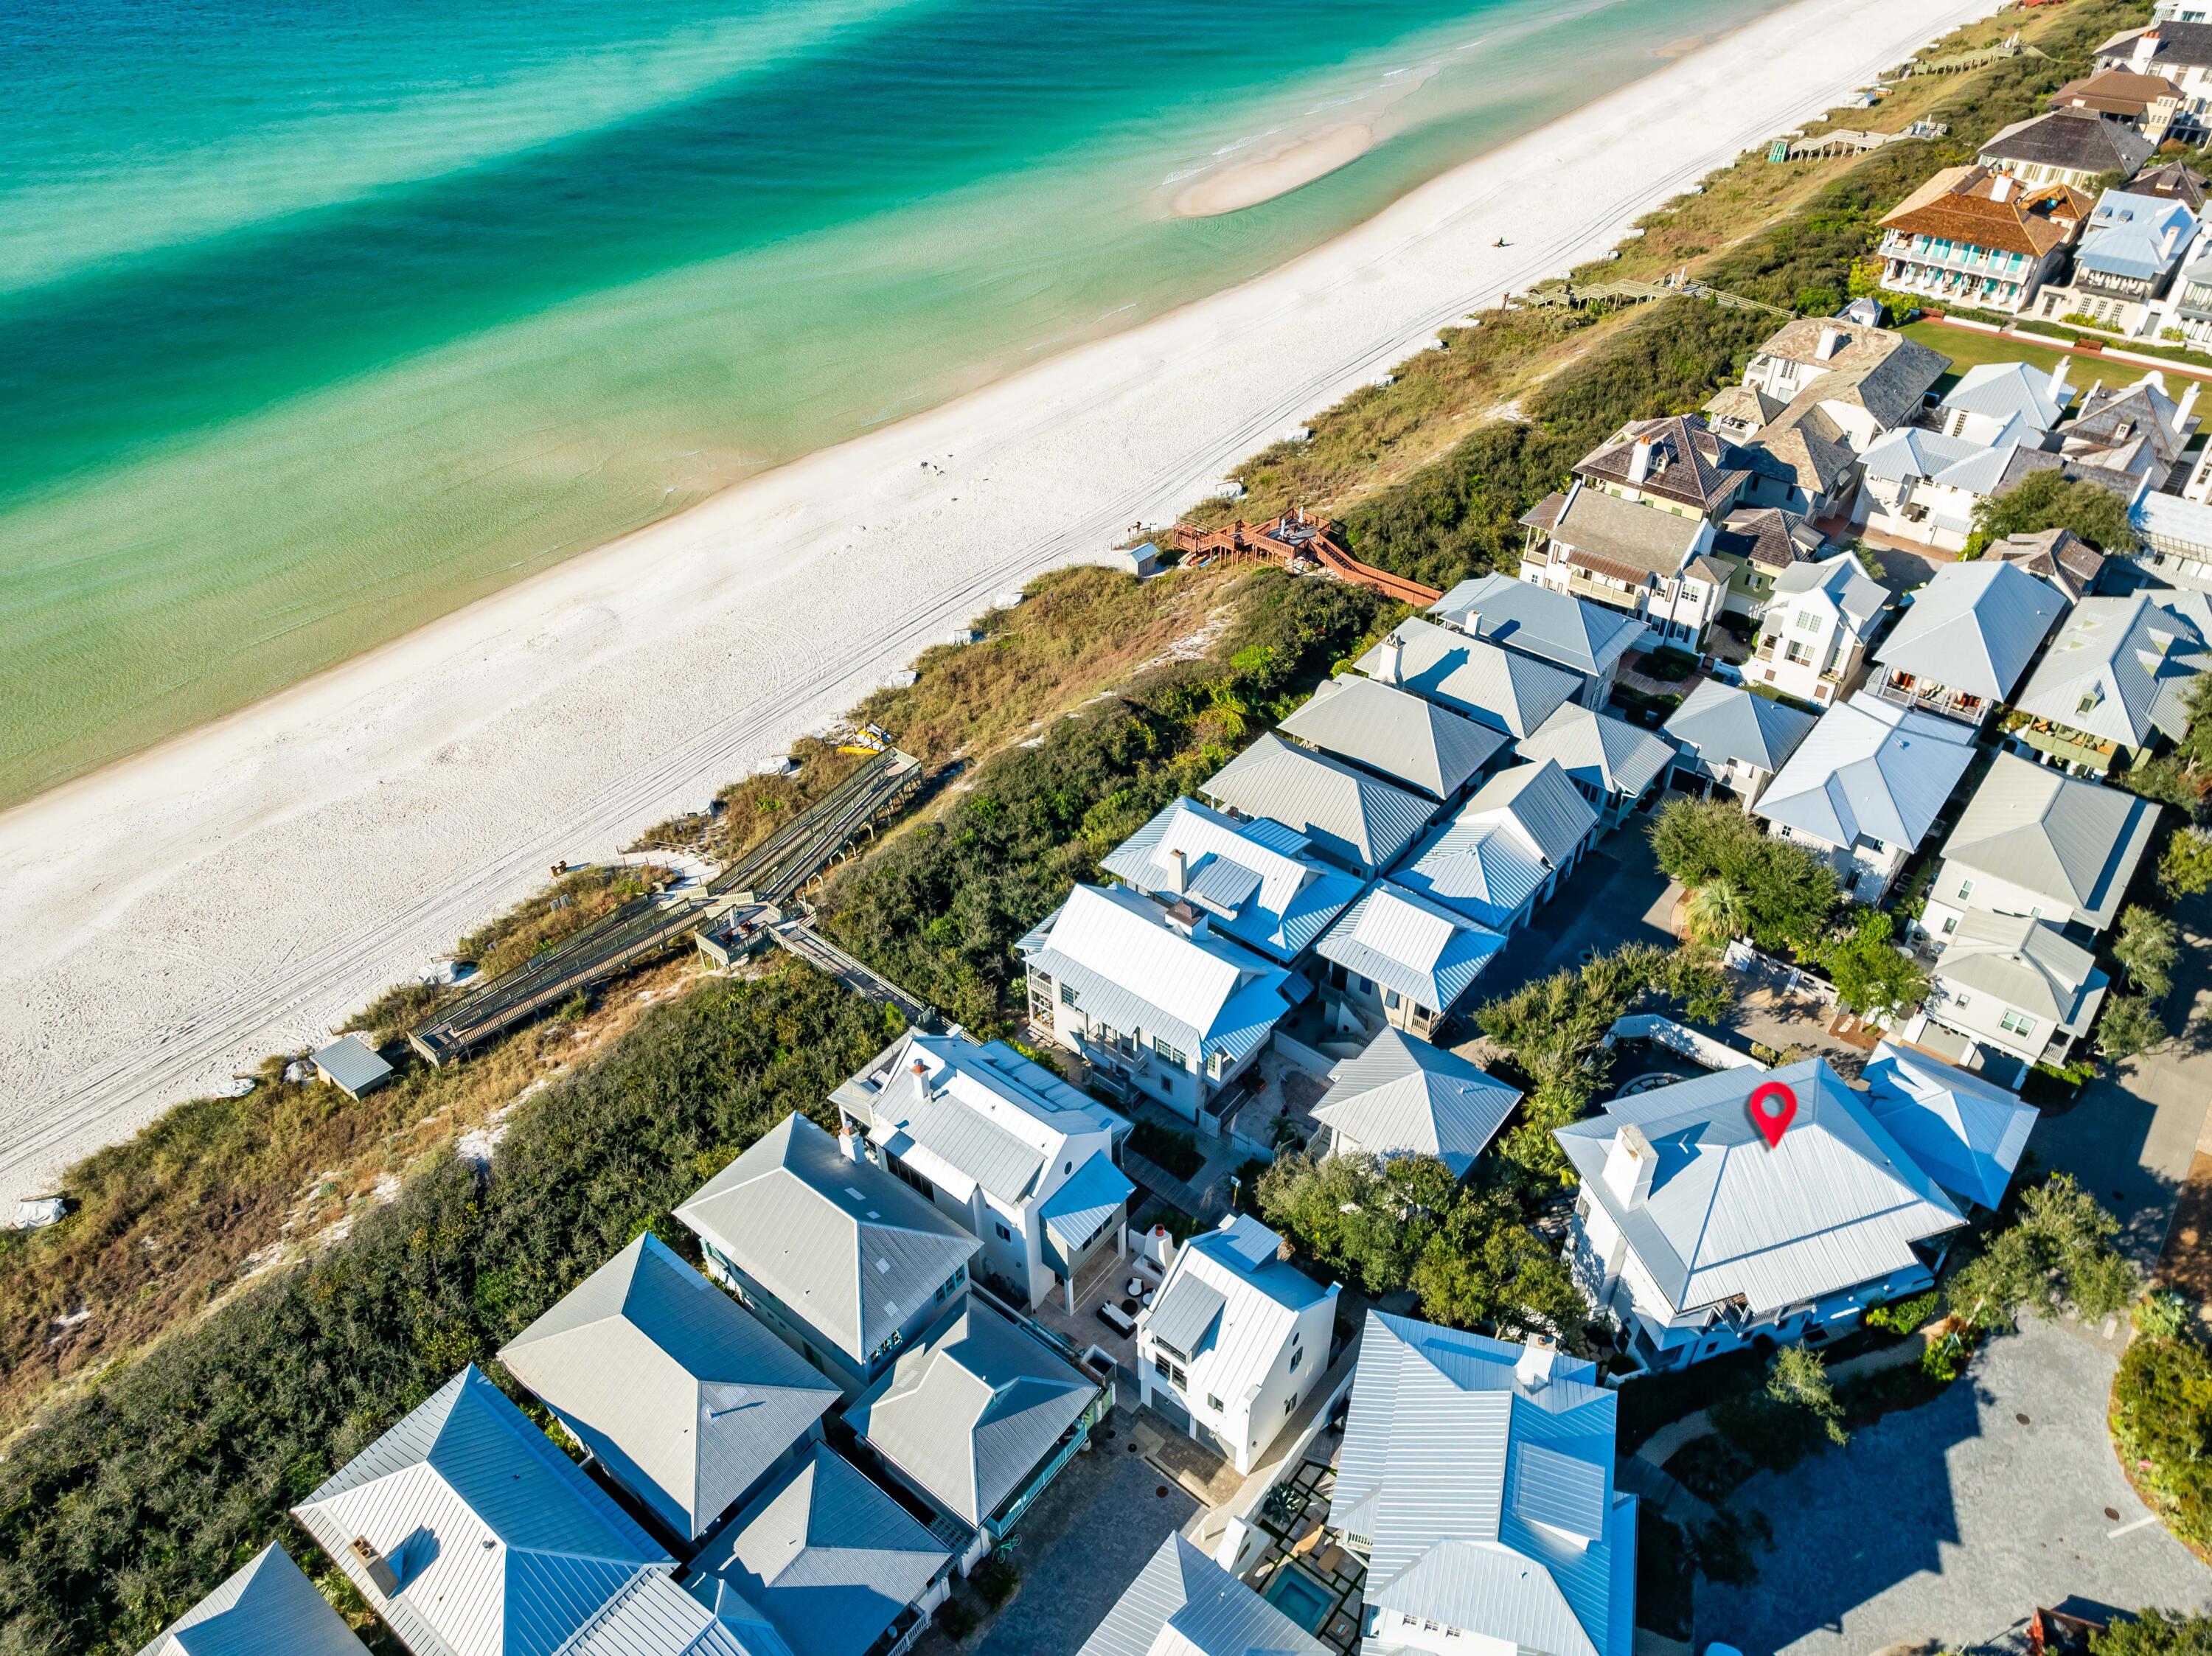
[
  {"xmin": 1167, "ymin": 848, "xmax": 1188, "ymax": 895},
  {"xmin": 2179, "ymin": 380, "xmax": 2200, "ymax": 430},
  {"xmin": 838, "ymin": 1123, "xmax": 866, "ymax": 1163},
  {"xmin": 1515, "ymin": 1336, "xmax": 1559, "ymax": 1394},
  {"xmin": 1627, "ymin": 434, "xmax": 1656, "ymax": 485},
  {"xmin": 2049, "ymin": 358, "xmax": 2072, "ymax": 402},
  {"xmin": 2166, "ymin": 222, "xmax": 2184, "ymax": 258},
  {"xmin": 2136, "ymin": 28, "xmax": 2162, "ymax": 69},
  {"xmin": 1816, "ymin": 324, "xmax": 1848, "ymax": 361},
  {"xmin": 1601, "ymin": 1123, "xmax": 1658, "ymax": 1207},
  {"xmin": 1989, "ymin": 172, "xmax": 2015, "ymax": 205},
  {"xmin": 1378, "ymin": 631, "xmax": 1405, "ymax": 684}
]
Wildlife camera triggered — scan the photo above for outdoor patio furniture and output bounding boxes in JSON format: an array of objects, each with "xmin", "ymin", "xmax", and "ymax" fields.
[{"xmin": 1315, "ymin": 1545, "xmax": 1343, "ymax": 1573}]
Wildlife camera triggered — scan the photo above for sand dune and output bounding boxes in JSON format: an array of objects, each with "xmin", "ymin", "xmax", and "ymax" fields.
[
  {"xmin": 0, "ymin": 0, "xmax": 2006, "ymax": 1194},
  {"xmin": 1172, "ymin": 124, "xmax": 1377, "ymax": 218}
]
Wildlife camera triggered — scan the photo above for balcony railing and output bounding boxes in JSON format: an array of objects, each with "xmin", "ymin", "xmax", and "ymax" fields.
[{"xmin": 1879, "ymin": 233, "xmax": 2026, "ymax": 277}]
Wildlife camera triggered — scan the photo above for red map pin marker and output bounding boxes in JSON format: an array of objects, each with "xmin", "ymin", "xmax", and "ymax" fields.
[{"xmin": 1747, "ymin": 1081, "xmax": 1797, "ymax": 1149}]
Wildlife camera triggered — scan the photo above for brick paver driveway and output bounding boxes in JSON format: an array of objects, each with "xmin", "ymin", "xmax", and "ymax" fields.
[{"xmin": 1694, "ymin": 1319, "xmax": 2212, "ymax": 1654}]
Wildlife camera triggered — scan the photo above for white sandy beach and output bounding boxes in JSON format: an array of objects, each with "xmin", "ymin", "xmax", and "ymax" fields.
[{"xmin": 0, "ymin": 0, "xmax": 2001, "ymax": 1195}]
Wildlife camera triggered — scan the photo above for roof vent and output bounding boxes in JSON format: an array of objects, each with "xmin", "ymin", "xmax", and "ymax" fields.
[
  {"xmin": 875, "ymin": 1257, "xmax": 892, "ymax": 1274},
  {"xmin": 844, "ymin": 1186, "xmax": 867, "ymax": 1202}
]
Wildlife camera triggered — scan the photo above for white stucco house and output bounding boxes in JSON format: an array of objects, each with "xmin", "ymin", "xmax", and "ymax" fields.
[
  {"xmin": 1747, "ymin": 551, "xmax": 1891, "ymax": 706},
  {"xmin": 1659, "ymin": 678, "xmax": 1820, "ymax": 810}
]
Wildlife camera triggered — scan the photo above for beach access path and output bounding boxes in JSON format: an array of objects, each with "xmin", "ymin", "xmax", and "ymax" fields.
[{"xmin": 0, "ymin": 0, "xmax": 2005, "ymax": 1195}]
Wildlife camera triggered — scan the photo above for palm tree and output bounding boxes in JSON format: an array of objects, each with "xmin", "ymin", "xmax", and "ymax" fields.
[{"xmin": 1683, "ymin": 878, "xmax": 1750, "ymax": 948}]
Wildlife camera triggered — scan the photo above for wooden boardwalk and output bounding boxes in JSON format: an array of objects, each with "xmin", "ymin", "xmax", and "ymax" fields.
[{"xmin": 1172, "ymin": 511, "xmax": 1441, "ymax": 606}]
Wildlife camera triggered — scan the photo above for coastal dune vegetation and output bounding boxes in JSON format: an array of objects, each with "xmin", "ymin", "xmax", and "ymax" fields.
[{"xmin": 0, "ymin": 1, "xmax": 2156, "ymax": 1647}]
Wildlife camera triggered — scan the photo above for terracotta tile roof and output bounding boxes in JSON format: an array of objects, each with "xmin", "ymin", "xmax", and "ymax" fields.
[{"xmin": 1881, "ymin": 164, "xmax": 2089, "ymax": 260}]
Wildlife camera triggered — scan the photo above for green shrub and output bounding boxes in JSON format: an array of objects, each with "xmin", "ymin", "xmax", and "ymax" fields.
[
  {"xmin": 1130, "ymin": 1119, "xmax": 1204, "ymax": 1180},
  {"xmin": 1865, "ymin": 1291, "xmax": 1939, "ymax": 1335},
  {"xmin": 972, "ymin": 1554, "xmax": 1020, "ymax": 1610},
  {"xmin": 2112, "ymin": 1335, "xmax": 2212, "ymax": 1551}
]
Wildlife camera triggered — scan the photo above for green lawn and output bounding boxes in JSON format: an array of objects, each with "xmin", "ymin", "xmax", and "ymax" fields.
[{"xmin": 1902, "ymin": 318, "xmax": 2212, "ymax": 391}]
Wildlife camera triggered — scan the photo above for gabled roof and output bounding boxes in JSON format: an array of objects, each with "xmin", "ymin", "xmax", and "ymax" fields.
[
  {"xmin": 1772, "ymin": 552, "xmax": 1889, "ymax": 638},
  {"xmin": 1939, "ymin": 360, "xmax": 2075, "ymax": 434},
  {"xmin": 844, "ymin": 1304, "xmax": 1097, "ymax": 1529},
  {"xmin": 1755, "ymin": 692, "xmax": 1977, "ymax": 852},
  {"xmin": 1138, "ymin": 1214, "xmax": 1330, "ymax": 1380},
  {"xmin": 1075, "ymin": 1533, "xmax": 1326, "ymax": 1656},
  {"xmin": 1861, "ymin": 425, "xmax": 1992, "ymax": 488},
  {"xmin": 498, "ymin": 1235, "xmax": 841, "ymax": 1542},
  {"xmin": 1714, "ymin": 505, "xmax": 1823, "ymax": 573},
  {"xmin": 1978, "ymin": 112, "xmax": 2152, "ymax": 181},
  {"xmin": 1276, "ymin": 674, "xmax": 1509, "ymax": 801},
  {"xmin": 1991, "ymin": 526, "xmax": 2107, "ymax": 604},
  {"xmin": 2013, "ymin": 593, "xmax": 2212, "ymax": 751},
  {"xmin": 1311, "ymin": 1027, "xmax": 1521, "ymax": 1176},
  {"xmin": 674, "ymin": 1115, "xmax": 978, "ymax": 1369},
  {"xmin": 1882, "ymin": 164, "xmax": 2090, "ymax": 260},
  {"xmin": 2129, "ymin": 159, "xmax": 2210, "ymax": 211},
  {"xmin": 2075, "ymin": 189, "xmax": 2198, "ymax": 281},
  {"xmin": 1200, "ymin": 731, "xmax": 1436, "ymax": 873},
  {"xmin": 1937, "ymin": 911, "xmax": 2107, "ymax": 1024},
  {"xmin": 1100, "ymin": 795, "xmax": 1362, "ymax": 961},
  {"xmin": 1514, "ymin": 704, "xmax": 1675, "ymax": 801},
  {"xmin": 1546, "ymin": 485, "xmax": 1708, "ymax": 582},
  {"xmin": 1553, "ymin": 1060, "xmax": 1965, "ymax": 1316},
  {"xmin": 1426, "ymin": 571, "xmax": 1646, "ymax": 679},
  {"xmin": 1312, "ymin": 882, "xmax": 1506, "ymax": 1020},
  {"xmin": 1863, "ymin": 1040, "xmax": 2039, "ymax": 1211},
  {"xmin": 137, "ymin": 1545, "xmax": 369, "ymax": 1656},
  {"xmin": 1335, "ymin": 1313, "xmax": 1631, "ymax": 1656},
  {"xmin": 689, "ymin": 1445, "xmax": 949, "ymax": 1656},
  {"xmin": 1018, "ymin": 883, "xmax": 1304, "ymax": 1071},
  {"xmin": 1938, "ymin": 751, "xmax": 2160, "ymax": 928},
  {"xmin": 1575, "ymin": 415, "xmax": 1750, "ymax": 514},
  {"xmin": 1705, "ymin": 384, "xmax": 1786, "ymax": 432},
  {"xmin": 1458, "ymin": 759, "xmax": 1601, "ymax": 866},
  {"xmin": 1394, "ymin": 763, "xmax": 1598, "ymax": 930},
  {"xmin": 1874, "ymin": 560, "xmax": 2065, "ymax": 700},
  {"xmin": 2101, "ymin": 21, "xmax": 2212, "ymax": 73},
  {"xmin": 291, "ymin": 1367, "xmax": 672, "ymax": 1656},
  {"xmin": 1354, "ymin": 616, "xmax": 1585, "ymax": 739},
  {"xmin": 1660, "ymin": 678, "xmax": 1819, "ymax": 774},
  {"xmin": 2063, "ymin": 376, "xmax": 2197, "ymax": 476}
]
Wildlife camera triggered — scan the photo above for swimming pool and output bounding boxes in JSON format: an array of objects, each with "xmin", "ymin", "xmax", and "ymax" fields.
[{"xmin": 1262, "ymin": 1565, "xmax": 1335, "ymax": 1633}]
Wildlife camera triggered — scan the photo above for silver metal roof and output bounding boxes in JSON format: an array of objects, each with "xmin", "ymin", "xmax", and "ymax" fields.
[
  {"xmin": 138, "ymin": 1544, "xmax": 369, "ymax": 1656},
  {"xmin": 844, "ymin": 1302, "xmax": 1098, "ymax": 1528},
  {"xmin": 1353, "ymin": 616, "xmax": 1585, "ymax": 739},
  {"xmin": 1039, "ymin": 1152, "xmax": 1135, "ymax": 1256},
  {"xmin": 1772, "ymin": 552, "xmax": 1889, "ymax": 637},
  {"xmin": 1863, "ymin": 1040, "xmax": 2039, "ymax": 1211},
  {"xmin": 1100, "ymin": 795, "xmax": 1363, "ymax": 961},
  {"xmin": 1201, "ymin": 732, "xmax": 1436, "ymax": 874},
  {"xmin": 1660, "ymin": 678, "xmax": 1819, "ymax": 775},
  {"xmin": 1335, "ymin": 1312, "xmax": 1628, "ymax": 1656},
  {"xmin": 674, "ymin": 1116, "xmax": 978, "ymax": 1369},
  {"xmin": 1393, "ymin": 762, "xmax": 1601, "ymax": 933},
  {"xmin": 563, "ymin": 1570, "xmax": 793, "ymax": 1656},
  {"xmin": 1936, "ymin": 751, "xmax": 2160, "ymax": 929},
  {"xmin": 1553, "ymin": 1059, "xmax": 1964, "ymax": 1317},
  {"xmin": 1937, "ymin": 360, "xmax": 2073, "ymax": 434},
  {"xmin": 498, "ymin": 1234, "xmax": 841, "ymax": 1540},
  {"xmin": 1310, "ymin": 1026, "xmax": 1520, "ymax": 1177},
  {"xmin": 1075, "ymin": 1533, "xmax": 1326, "ymax": 1656},
  {"xmin": 2012, "ymin": 593, "xmax": 2212, "ymax": 753},
  {"xmin": 312, "ymin": 1035, "xmax": 393, "ymax": 1096},
  {"xmin": 1277, "ymin": 673, "xmax": 1509, "ymax": 800},
  {"xmin": 1427, "ymin": 571, "xmax": 1646, "ymax": 679},
  {"xmin": 1018, "ymin": 883, "xmax": 1304, "ymax": 1071},
  {"xmin": 1512, "ymin": 705, "xmax": 1674, "ymax": 801},
  {"xmin": 1311, "ymin": 882, "xmax": 1504, "ymax": 1019},
  {"xmin": 1143, "ymin": 1273, "xmax": 1226, "ymax": 1357},
  {"xmin": 291, "ymin": 1367, "xmax": 672, "ymax": 1656},
  {"xmin": 1755, "ymin": 692, "xmax": 1977, "ymax": 852},
  {"xmin": 1872, "ymin": 560, "xmax": 2065, "ymax": 700},
  {"xmin": 688, "ymin": 1445, "xmax": 950, "ymax": 1656},
  {"xmin": 1935, "ymin": 911, "xmax": 2104, "ymax": 1023}
]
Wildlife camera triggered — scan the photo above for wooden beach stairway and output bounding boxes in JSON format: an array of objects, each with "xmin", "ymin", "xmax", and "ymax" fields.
[{"xmin": 1171, "ymin": 510, "xmax": 1442, "ymax": 606}]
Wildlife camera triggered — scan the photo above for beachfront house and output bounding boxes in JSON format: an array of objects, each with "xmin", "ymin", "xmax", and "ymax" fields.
[
  {"xmin": 1753, "ymin": 691, "xmax": 1979, "ymax": 901},
  {"xmin": 497, "ymin": 1233, "xmax": 841, "ymax": 1546},
  {"xmin": 1018, "ymin": 882, "xmax": 1304, "ymax": 1121},
  {"xmin": 686, "ymin": 1442, "xmax": 955, "ymax": 1656},
  {"xmin": 843, "ymin": 1301, "xmax": 1106, "ymax": 1568},
  {"xmin": 1554, "ymin": 1060, "xmax": 1966, "ymax": 1371},
  {"xmin": 1747, "ymin": 550, "xmax": 1891, "ymax": 707},
  {"xmin": 1910, "ymin": 910, "xmax": 2110, "ymax": 1075},
  {"xmin": 1659, "ymin": 677, "xmax": 1820, "ymax": 810},
  {"xmin": 1394, "ymin": 759, "xmax": 1602, "ymax": 933},
  {"xmin": 1919, "ymin": 751, "xmax": 2160, "ymax": 948},
  {"xmin": 1075, "ymin": 1534, "xmax": 1326, "ymax": 1656},
  {"xmin": 1862, "ymin": 1040, "xmax": 2040, "ymax": 1214},
  {"xmin": 674, "ymin": 1113, "xmax": 980, "ymax": 1392},
  {"xmin": 1871, "ymin": 559, "xmax": 2067, "ymax": 725},
  {"xmin": 140, "ymin": 1546, "xmax": 369, "ymax": 1656},
  {"xmin": 1310, "ymin": 880, "xmax": 1505, "ymax": 1043},
  {"xmin": 1979, "ymin": 109, "xmax": 2157, "ymax": 192},
  {"xmin": 1330, "ymin": 1312, "xmax": 1635, "ymax": 1656},
  {"xmin": 830, "ymin": 1028, "xmax": 1133, "ymax": 1313},
  {"xmin": 1136, "ymin": 1213, "xmax": 1338, "ymax": 1475},
  {"xmin": 1877, "ymin": 164, "xmax": 2089, "ymax": 314},
  {"xmin": 1200, "ymin": 731, "xmax": 1438, "ymax": 878},
  {"xmin": 1725, "ymin": 316, "xmax": 1950, "ymax": 453},
  {"xmin": 1511, "ymin": 702, "xmax": 1677, "ymax": 829},
  {"xmin": 1352, "ymin": 616, "xmax": 1585, "ymax": 740},
  {"xmin": 292, "ymin": 1367, "xmax": 678, "ymax": 1656},
  {"xmin": 1099, "ymin": 795, "xmax": 1363, "ymax": 964},
  {"xmin": 2047, "ymin": 68, "xmax": 2190, "ymax": 138},
  {"xmin": 1427, "ymin": 568, "xmax": 1648, "ymax": 706},
  {"xmin": 2099, "ymin": 22, "xmax": 2212, "ymax": 144},
  {"xmin": 2031, "ymin": 187, "xmax": 2199, "ymax": 336},
  {"xmin": 1310, "ymin": 1025, "xmax": 1521, "ymax": 1176},
  {"xmin": 1276, "ymin": 672, "xmax": 1511, "ymax": 804},
  {"xmin": 2008, "ymin": 592, "xmax": 2212, "ymax": 773}
]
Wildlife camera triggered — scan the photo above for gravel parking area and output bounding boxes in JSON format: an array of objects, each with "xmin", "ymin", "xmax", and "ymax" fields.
[{"xmin": 1693, "ymin": 1319, "xmax": 2212, "ymax": 1654}]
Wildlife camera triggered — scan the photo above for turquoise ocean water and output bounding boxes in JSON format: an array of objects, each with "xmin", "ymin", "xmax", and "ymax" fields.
[{"xmin": 0, "ymin": 0, "xmax": 1775, "ymax": 805}]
